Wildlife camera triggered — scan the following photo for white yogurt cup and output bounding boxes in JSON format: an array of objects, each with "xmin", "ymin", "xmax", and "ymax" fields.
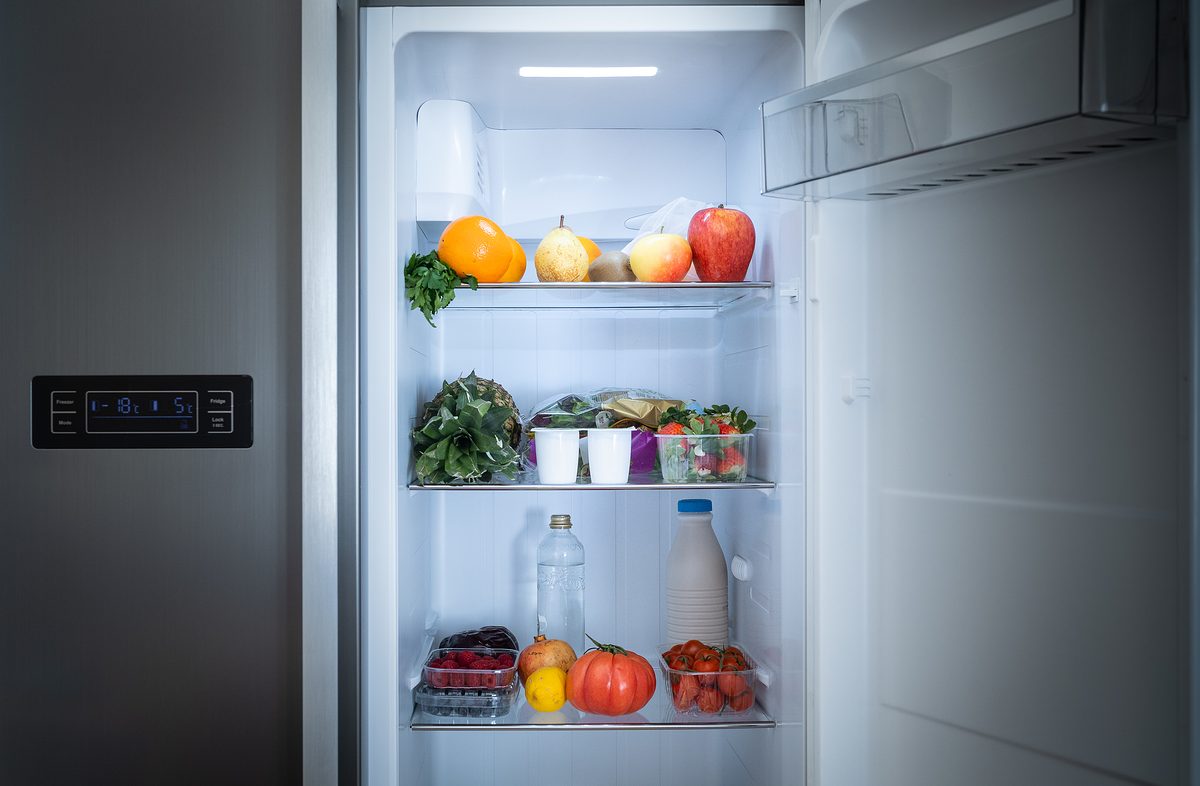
[
  {"xmin": 531, "ymin": 428, "xmax": 581, "ymax": 485},
  {"xmin": 586, "ymin": 428, "xmax": 633, "ymax": 484}
]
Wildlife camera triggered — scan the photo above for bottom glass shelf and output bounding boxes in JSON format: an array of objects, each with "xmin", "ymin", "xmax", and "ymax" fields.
[{"xmin": 410, "ymin": 685, "xmax": 774, "ymax": 731}]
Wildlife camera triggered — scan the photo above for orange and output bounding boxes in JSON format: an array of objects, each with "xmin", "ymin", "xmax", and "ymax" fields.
[
  {"xmin": 437, "ymin": 216, "xmax": 512, "ymax": 283},
  {"xmin": 578, "ymin": 236, "xmax": 601, "ymax": 282},
  {"xmin": 499, "ymin": 236, "xmax": 527, "ymax": 282},
  {"xmin": 578, "ymin": 236, "xmax": 601, "ymax": 262}
]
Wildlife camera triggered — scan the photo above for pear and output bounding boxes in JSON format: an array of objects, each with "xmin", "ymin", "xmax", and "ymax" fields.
[{"xmin": 534, "ymin": 215, "xmax": 590, "ymax": 282}]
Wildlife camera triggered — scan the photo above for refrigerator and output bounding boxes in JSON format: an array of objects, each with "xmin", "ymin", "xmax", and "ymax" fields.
[
  {"xmin": 355, "ymin": 1, "xmax": 1194, "ymax": 785},
  {"xmin": 1, "ymin": 1, "xmax": 1194, "ymax": 786}
]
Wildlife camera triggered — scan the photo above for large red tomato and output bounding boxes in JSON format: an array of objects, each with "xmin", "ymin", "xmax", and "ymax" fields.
[{"xmin": 566, "ymin": 638, "xmax": 656, "ymax": 716}]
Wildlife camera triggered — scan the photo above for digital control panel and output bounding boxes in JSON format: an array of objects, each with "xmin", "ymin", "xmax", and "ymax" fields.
[{"xmin": 33, "ymin": 375, "xmax": 252, "ymax": 449}]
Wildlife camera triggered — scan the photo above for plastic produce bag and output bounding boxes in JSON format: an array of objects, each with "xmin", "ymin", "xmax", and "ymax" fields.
[
  {"xmin": 524, "ymin": 388, "xmax": 686, "ymax": 475},
  {"xmin": 621, "ymin": 196, "xmax": 710, "ymax": 263}
]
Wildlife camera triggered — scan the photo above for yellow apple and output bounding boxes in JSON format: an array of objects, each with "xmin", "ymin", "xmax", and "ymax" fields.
[{"xmin": 629, "ymin": 231, "xmax": 692, "ymax": 282}]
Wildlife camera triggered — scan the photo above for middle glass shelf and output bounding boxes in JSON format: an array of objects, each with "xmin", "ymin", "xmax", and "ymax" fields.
[{"xmin": 408, "ymin": 471, "xmax": 774, "ymax": 492}]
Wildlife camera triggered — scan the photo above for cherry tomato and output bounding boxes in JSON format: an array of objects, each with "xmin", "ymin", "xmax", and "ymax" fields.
[
  {"xmin": 720, "ymin": 655, "xmax": 743, "ymax": 670},
  {"xmin": 722, "ymin": 646, "xmax": 745, "ymax": 662},
  {"xmin": 673, "ymin": 674, "xmax": 700, "ymax": 711},
  {"xmin": 680, "ymin": 640, "xmax": 706, "ymax": 658},
  {"xmin": 695, "ymin": 647, "xmax": 719, "ymax": 660},
  {"xmin": 727, "ymin": 689, "xmax": 754, "ymax": 713},
  {"xmin": 696, "ymin": 686, "xmax": 724, "ymax": 714},
  {"xmin": 718, "ymin": 671, "xmax": 747, "ymax": 697},
  {"xmin": 668, "ymin": 654, "xmax": 692, "ymax": 671}
]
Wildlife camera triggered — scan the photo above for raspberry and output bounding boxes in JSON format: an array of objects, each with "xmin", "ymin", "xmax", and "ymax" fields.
[
  {"xmin": 470, "ymin": 658, "xmax": 497, "ymax": 670},
  {"xmin": 454, "ymin": 650, "xmax": 479, "ymax": 666},
  {"xmin": 496, "ymin": 654, "xmax": 515, "ymax": 668}
]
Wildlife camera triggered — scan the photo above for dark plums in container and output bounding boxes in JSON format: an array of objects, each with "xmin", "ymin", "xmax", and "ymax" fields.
[{"xmin": 588, "ymin": 251, "xmax": 636, "ymax": 282}]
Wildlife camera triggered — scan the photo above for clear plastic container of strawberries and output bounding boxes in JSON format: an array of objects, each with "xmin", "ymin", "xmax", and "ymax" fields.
[{"xmin": 655, "ymin": 405, "xmax": 755, "ymax": 483}]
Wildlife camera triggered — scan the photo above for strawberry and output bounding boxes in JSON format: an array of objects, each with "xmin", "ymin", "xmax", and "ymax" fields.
[
  {"xmin": 695, "ymin": 453, "xmax": 718, "ymax": 476},
  {"xmin": 658, "ymin": 406, "xmax": 692, "ymax": 429},
  {"xmin": 717, "ymin": 456, "xmax": 744, "ymax": 476},
  {"xmin": 722, "ymin": 447, "xmax": 746, "ymax": 465},
  {"xmin": 657, "ymin": 421, "xmax": 685, "ymax": 436},
  {"xmin": 717, "ymin": 422, "xmax": 740, "ymax": 435},
  {"xmin": 704, "ymin": 405, "xmax": 756, "ymax": 434}
]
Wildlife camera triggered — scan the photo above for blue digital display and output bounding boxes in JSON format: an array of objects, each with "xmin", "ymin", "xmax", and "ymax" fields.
[{"xmin": 85, "ymin": 391, "xmax": 198, "ymax": 434}]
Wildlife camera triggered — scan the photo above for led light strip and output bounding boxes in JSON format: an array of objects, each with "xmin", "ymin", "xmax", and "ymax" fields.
[{"xmin": 519, "ymin": 66, "xmax": 658, "ymax": 78}]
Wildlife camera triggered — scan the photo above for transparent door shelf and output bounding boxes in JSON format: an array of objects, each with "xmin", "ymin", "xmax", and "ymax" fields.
[
  {"xmin": 443, "ymin": 281, "xmax": 771, "ymax": 311},
  {"xmin": 408, "ymin": 471, "xmax": 774, "ymax": 491},
  {"xmin": 410, "ymin": 686, "xmax": 774, "ymax": 731}
]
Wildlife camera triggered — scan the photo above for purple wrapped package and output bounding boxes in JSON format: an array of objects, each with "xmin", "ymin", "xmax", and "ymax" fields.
[{"xmin": 628, "ymin": 430, "xmax": 657, "ymax": 474}]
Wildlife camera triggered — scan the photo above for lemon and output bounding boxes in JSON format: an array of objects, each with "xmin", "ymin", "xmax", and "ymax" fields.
[{"xmin": 525, "ymin": 666, "xmax": 568, "ymax": 713}]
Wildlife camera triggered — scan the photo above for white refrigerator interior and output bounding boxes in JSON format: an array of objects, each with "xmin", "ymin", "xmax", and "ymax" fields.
[{"xmin": 358, "ymin": 2, "xmax": 1186, "ymax": 785}]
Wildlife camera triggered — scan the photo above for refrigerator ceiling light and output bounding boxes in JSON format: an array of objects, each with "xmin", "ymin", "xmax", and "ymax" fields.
[{"xmin": 519, "ymin": 66, "xmax": 658, "ymax": 78}]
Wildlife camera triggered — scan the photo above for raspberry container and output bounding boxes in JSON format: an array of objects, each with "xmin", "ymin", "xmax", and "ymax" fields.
[
  {"xmin": 658, "ymin": 643, "xmax": 758, "ymax": 715},
  {"xmin": 655, "ymin": 433, "xmax": 753, "ymax": 483},
  {"xmin": 416, "ymin": 647, "xmax": 520, "ymax": 717}
]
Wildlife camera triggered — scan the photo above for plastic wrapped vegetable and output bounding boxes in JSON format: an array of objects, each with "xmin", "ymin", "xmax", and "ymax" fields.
[{"xmin": 438, "ymin": 626, "xmax": 520, "ymax": 652}]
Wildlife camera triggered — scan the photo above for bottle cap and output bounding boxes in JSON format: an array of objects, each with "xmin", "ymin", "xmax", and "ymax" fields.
[
  {"xmin": 550, "ymin": 514, "xmax": 572, "ymax": 529},
  {"xmin": 677, "ymin": 499, "xmax": 712, "ymax": 513}
]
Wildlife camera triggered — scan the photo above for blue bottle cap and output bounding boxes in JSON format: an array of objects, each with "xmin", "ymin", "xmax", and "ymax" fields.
[{"xmin": 677, "ymin": 499, "xmax": 712, "ymax": 513}]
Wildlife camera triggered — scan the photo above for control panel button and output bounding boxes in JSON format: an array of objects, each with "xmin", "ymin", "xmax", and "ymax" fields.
[
  {"xmin": 206, "ymin": 391, "xmax": 233, "ymax": 411},
  {"xmin": 51, "ymin": 392, "xmax": 78, "ymax": 412},
  {"xmin": 206, "ymin": 413, "xmax": 233, "ymax": 433},
  {"xmin": 51, "ymin": 414, "xmax": 79, "ymax": 434}
]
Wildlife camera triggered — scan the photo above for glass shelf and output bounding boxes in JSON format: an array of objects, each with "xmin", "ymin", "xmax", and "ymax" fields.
[
  {"xmin": 408, "ymin": 471, "xmax": 774, "ymax": 492},
  {"xmin": 443, "ymin": 281, "xmax": 772, "ymax": 311},
  {"xmin": 410, "ymin": 686, "xmax": 774, "ymax": 731}
]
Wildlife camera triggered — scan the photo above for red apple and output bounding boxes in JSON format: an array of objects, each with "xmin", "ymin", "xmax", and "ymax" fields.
[
  {"xmin": 687, "ymin": 205, "xmax": 756, "ymax": 282},
  {"xmin": 630, "ymin": 231, "xmax": 692, "ymax": 282}
]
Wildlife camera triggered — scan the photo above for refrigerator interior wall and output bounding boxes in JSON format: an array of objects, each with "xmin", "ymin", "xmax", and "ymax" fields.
[{"xmin": 362, "ymin": 5, "xmax": 804, "ymax": 786}]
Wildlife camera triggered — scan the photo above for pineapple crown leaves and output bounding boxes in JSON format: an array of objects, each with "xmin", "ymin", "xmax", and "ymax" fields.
[
  {"xmin": 412, "ymin": 372, "xmax": 521, "ymax": 484},
  {"xmin": 703, "ymin": 404, "xmax": 757, "ymax": 433}
]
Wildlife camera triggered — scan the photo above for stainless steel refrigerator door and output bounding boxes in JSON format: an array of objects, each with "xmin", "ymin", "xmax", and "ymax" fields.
[{"xmin": 0, "ymin": 2, "xmax": 337, "ymax": 784}]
